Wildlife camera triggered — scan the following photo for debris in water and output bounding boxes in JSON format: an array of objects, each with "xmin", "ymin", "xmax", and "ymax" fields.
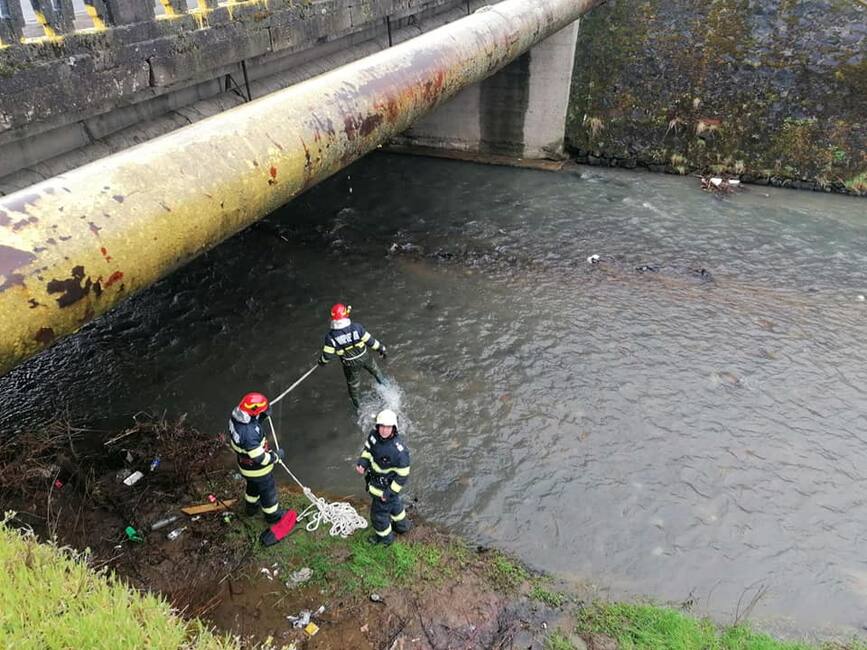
[
  {"xmin": 700, "ymin": 176, "xmax": 741, "ymax": 195},
  {"xmin": 587, "ymin": 254, "xmax": 600, "ymax": 264}
]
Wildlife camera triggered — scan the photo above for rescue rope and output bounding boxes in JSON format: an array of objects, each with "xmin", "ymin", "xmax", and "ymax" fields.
[
  {"xmin": 271, "ymin": 365, "xmax": 319, "ymax": 405},
  {"xmin": 267, "ymin": 417, "xmax": 368, "ymax": 538}
]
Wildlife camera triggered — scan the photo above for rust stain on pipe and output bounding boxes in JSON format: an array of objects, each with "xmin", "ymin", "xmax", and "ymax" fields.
[{"xmin": 0, "ymin": 0, "xmax": 604, "ymax": 375}]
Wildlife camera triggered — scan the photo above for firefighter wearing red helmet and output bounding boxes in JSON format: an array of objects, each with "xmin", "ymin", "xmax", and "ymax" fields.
[
  {"xmin": 319, "ymin": 303, "xmax": 388, "ymax": 409},
  {"xmin": 228, "ymin": 392, "xmax": 285, "ymax": 523}
]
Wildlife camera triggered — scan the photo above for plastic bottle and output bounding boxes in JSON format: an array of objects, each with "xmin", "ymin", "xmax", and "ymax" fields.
[
  {"xmin": 166, "ymin": 527, "xmax": 187, "ymax": 541},
  {"xmin": 150, "ymin": 516, "xmax": 178, "ymax": 531},
  {"xmin": 149, "ymin": 457, "xmax": 160, "ymax": 472}
]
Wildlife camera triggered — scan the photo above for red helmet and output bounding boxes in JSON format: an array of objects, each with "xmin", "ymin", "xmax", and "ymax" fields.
[
  {"xmin": 330, "ymin": 303, "xmax": 351, "ymax": 320},
  {"xmin": 238, "ymin": 392, "xmax": 270, "ymax": 416}
]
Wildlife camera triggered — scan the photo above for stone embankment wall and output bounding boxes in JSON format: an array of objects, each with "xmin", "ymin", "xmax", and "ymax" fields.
[{"xmin": 566, "ymin": 0, "xmax": 866, "ymax": 194}]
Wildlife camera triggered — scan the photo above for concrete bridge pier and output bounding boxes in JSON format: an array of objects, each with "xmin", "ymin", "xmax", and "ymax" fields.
[{"xmin": 392, "ymin": 11, "xmax": 580, "ymax": 160}]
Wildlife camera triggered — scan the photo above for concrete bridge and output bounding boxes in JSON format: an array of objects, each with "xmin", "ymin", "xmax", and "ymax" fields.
[{"xmin": 0, "ymin": 0, "xmax": 602, "ymax": 375}]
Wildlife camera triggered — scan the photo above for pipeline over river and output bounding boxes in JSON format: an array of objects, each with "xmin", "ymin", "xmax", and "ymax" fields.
[{"xmin": 0, "ymin": 0, "xmax": 602, "ymax": 376}]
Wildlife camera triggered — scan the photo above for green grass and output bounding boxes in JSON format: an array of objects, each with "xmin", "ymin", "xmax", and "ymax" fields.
[
  {"xmin": 576, "ymin": 602, "xmax": 866, "ymax": 650},
  {"xmin": 239, "ymin": 491, "xmax": 448, "ymax": 594},
  {"xmin": 531, "ymin": 583, "xmax": 568, "ymax": 608},
  {"xmin": 844, "ymin": 171, "xmax": 867, "ymax": 194},
  {"xmin": 545, "ymin": 630, "xmax": 577, "ymax": 650},
  {"xmin": 0, "ymin": 514, "xmax": 236, "ymax": 650},
  {"xmin": 487, "ymin": 551, "xmax": 530, "ymax": 590}
]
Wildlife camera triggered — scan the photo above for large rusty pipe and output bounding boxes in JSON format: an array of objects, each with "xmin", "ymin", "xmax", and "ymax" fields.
[{"xmin": 0, "ymin": 0, "xmax": 602, "ymax": 376}]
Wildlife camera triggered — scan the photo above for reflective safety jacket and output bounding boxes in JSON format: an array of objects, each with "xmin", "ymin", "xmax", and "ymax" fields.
[
  {"xmin": 357, "ymin": 429, "xmax": 410, "ymax": 499},
  {"xmin": 320, "ymin": 320, "xmax": 382, "ymax": 365},
  {"xmin": 228, "ymin": 408, "xmax": 278, "ymax": 478}
]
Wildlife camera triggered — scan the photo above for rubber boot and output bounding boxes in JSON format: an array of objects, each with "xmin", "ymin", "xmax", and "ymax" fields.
[
  {"xmin": 265, "ymin": 508, "xmax": 286, "ymax": 525},
  {"xmin": 393, "ymin": 519, "xmax": 412, "ymax": 535}
]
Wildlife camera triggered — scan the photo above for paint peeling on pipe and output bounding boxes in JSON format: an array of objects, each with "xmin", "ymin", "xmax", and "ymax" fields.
[{"xmin": 0, "ymin": 0, "xmax": 604, "ymax": 376}]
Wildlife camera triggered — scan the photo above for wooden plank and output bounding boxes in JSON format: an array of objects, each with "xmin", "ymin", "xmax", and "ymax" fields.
[{"xmin": 181, "ymin": 499, "xmax": 236, "ymax": 515}]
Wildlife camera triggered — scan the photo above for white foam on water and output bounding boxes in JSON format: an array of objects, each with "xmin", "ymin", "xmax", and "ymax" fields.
[{"xmin": 355, "ymin": 379, "xmax": 415, "ymax": 438}]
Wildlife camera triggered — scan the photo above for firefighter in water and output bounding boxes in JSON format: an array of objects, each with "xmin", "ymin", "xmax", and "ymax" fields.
[
  {"xmin": 355, "ymin": 409, "xmax": 411, "ymax": 545},
  {"xmin": 318, "ymin": 303, "xmax": 388, "ymax": 409},
  {"xmin": 228, "ymin": 392, "xmax": 285, "ymax": 523}
]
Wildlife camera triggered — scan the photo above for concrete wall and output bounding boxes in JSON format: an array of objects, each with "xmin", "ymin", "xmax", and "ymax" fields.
[
  {"xmin": 0, "ymin": 0, "xmax": 473, "ymax": 193},
  {"xmin": 392, "ymin": 10, "xmax": 580, "ymax": 160}
]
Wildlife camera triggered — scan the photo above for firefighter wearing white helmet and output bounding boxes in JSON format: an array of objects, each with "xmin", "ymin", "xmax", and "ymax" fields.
[{"xmin": 355, "ymin": 409, "xmax": 411, "ymax": 545}]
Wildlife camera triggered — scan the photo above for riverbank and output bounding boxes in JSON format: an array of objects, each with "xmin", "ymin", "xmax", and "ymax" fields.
[{"xmin": 2, "ymin": 417, "xmax": 866, "ymax": 649}]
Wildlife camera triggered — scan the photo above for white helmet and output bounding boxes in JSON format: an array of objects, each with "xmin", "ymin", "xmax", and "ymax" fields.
[{"xmin": 375, "ymin": 409, "xmax": 398, "ymax": 428}]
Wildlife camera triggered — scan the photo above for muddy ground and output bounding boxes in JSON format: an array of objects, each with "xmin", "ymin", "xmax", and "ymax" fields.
[{"xmin": 1, "ymin": 417, "xmax": 596, "ymax": 649}]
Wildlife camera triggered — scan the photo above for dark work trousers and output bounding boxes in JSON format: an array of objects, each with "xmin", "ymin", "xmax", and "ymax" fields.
[
  {"xmin": 342, "ymin": 352, "xmax": 385, "ymax": 408},
  {"xmin": 242, "ymin": 471, "xmax": 281, "ymax": 522},
  {"xmin": 370, "ymin": 493, "xmax": 408, "ymax": 541}
]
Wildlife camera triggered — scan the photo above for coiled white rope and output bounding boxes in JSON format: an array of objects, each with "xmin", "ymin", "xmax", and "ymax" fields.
[{"xmin": 267, "ymin": 411, "xmax": 367, "ymax": 538}]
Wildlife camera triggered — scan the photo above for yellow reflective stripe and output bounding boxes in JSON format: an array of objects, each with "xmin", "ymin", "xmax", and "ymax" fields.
[
  {"xmin": 246, "ymin": 444, "xmax": 266, "ymax": 458},
  {"xmin": 375, "ymin": 525, "xmax": 393, "ymax": 536},
  {"xmin": 244, "ymin": 493, "xmax": 260, "ymax": 503},
  {"xmin": 364, "ymin": 441, "xmax": 371, "ymax": 449},
  {"xmin": 369, "ymin": 460, "xmax": 387, "ymax": 474},
  {"xmin": 371, "ymin": 340, "xmax": 381, "ymax": 350},
  {"xmin": 230, "ymin": 440, "xmax": 267, "ymax": 459},
  {"xmin": 336, "ymin": 349, "xmax": 345, "ymax": 355},
  {"xmin": 369, "ymin": 460, "xmax": 409, "ymax": 476},
  {"xmin": 390, "ymin": 481, "xmax": 402, "ymax": 493},
  {"xmin": 368, "ymin": 485, "xmax": 384, "ymax": 497},
  {"xmin": 391, "ymin": 510, "xmax": 406, "ymax": 522},
  {"xmin": 322, "ymin": 345, "xmax": 336, "ymax": 354},
  {"xmin": 355, "ymin": 341, "xmax": 366, "ymax": 348},
  {"xmin": 360, "ymin": 450, "xmax": 373, "ymax": 461},
  {"xmin": 360, "ymin": 332, "xmax": 371, "ymax": 343},
  {"xmin": 238, "ymin": 464, "xmax": 274, "ymax": 478},
  {"xmin": 261, "ymin": 503, "xmax": 279, "ymax": 514}
]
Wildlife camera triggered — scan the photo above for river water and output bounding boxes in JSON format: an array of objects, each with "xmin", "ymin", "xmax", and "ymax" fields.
[{"xmin": 3, "ymin": 154, "xmax": 867, "ymax": 637}]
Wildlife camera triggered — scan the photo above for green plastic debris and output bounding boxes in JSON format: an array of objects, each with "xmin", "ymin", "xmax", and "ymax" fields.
[{"xmin": 125, "ymin": 526, "xmax": 143, "ymax": 543}]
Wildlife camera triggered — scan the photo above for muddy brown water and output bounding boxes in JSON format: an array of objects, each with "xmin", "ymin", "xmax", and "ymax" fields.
[{"xmin": 2, "ymin": 154, "xmax": 867, "ymax": 638}]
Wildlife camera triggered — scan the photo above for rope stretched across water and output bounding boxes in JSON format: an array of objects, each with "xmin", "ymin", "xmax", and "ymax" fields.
[
  {"xmin": 271, "ymin": 365, "xmax": 318, "ymax": 405},
  {"xmin": 267, "ymin": 403, "xmax": 367, "ymax": 538}
]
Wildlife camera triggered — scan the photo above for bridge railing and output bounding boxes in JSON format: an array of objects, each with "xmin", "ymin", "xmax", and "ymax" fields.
[{"xmin": 0, "ymin": 0, "xmax": 271, "ymax": 45}]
